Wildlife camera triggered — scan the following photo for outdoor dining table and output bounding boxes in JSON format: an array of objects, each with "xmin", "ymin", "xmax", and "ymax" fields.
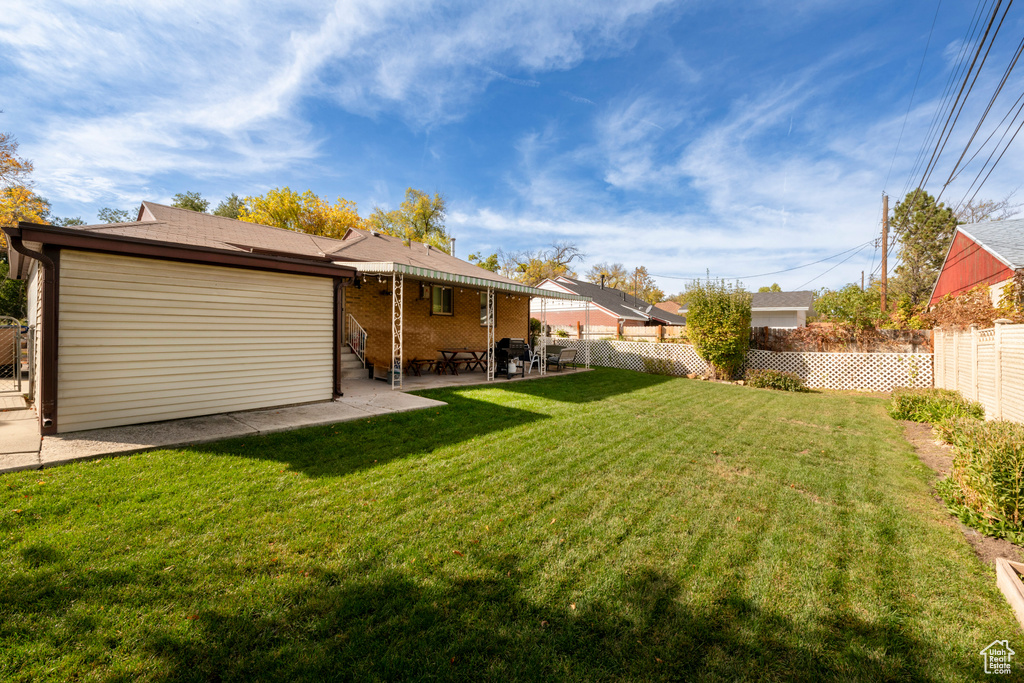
[{"xmin": 437, "ymin": 348, "xmax": 487, "ymax": 375}]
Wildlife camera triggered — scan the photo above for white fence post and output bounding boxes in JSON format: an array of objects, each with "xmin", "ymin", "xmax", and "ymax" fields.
[
  {"xmin": 934, "ymin": 328, "xmax": 943, "ymax": 388},
  {"xmin": 953, "ymin": 329, "xmax": 960, "ymax": 392},
  {"xmin": 995, "ymin": 318, "xmax": 1010, "ymax": 420},
  {"xmin": 970, "ymin": 324, "xmax": 979, "ymax": 401}
]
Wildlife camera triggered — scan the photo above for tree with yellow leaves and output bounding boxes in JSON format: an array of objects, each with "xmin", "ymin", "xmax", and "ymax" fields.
[
  {"xmin": 1, "ymin": 132, "xmax": 51, "ymax": 250},
  {"xmin": 238, "ymin": 187, "xmax": 364, "ymax": 239}
]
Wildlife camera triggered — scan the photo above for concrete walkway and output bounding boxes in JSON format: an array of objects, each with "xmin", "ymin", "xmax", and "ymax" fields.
[
  {"xmin": 0, "ymin": 379, "xmax": 445, "ymax": 474},
  {"xmin": 0, "ymin": 392, "xmax": 42, "ymax": 473}
]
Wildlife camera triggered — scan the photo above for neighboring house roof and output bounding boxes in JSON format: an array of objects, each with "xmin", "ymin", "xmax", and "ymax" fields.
[
  {"xmin": 927, "ymin": 219, "xmax": 1024, "ymax": 305},
  {"xmin": 958, "ymin": 218, "xmax": 1024, "ymax": 269},
  {"xmin": 678, "ymin": 291, "xmax": 814, "ymax": 314},
  {"xmin": 654, "ymin": 301, "xmax": 681, "ymax": 314},
  {"xmin": 545, "ymin": 277, "xmax": 687, "ymax": 325}
]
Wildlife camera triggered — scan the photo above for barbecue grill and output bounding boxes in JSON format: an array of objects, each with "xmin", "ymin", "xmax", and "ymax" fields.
[{"xmin": 494, "ymin": 337, "xmax": 526, "ymax": 379}]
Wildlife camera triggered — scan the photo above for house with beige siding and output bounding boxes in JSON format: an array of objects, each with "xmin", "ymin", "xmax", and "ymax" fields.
[{"xmin": 3, "ymin": 203, "xmax": 589, "ymax": 434}]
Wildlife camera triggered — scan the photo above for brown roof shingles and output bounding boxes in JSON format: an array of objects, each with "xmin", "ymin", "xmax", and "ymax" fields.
[{"xmin": 64, "ymin": 202, "xmax": 518, "ymax": 284}]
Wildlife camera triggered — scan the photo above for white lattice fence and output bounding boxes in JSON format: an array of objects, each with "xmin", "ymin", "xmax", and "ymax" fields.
[
  {"xmin": 543, "ymin": 338, "xmax": 707, "ymax": 375},
  {"xmin": 744, "ymin": 350, "xmax": 932, "ymax": 391},
  {"xmin": 542, "ymin": 338, "xmax": 932, "ymax": 390}
]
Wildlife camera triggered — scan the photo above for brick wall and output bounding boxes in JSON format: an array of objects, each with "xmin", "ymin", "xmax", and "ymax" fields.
[{"xmin": 345, "ymin": 278, "xmax": 531, "ymax": 368}]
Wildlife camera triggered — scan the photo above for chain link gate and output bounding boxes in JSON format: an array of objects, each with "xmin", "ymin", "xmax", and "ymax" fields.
[{"xmin": 0, "ymin": 317, "xmax": 22, "ymax": 393}]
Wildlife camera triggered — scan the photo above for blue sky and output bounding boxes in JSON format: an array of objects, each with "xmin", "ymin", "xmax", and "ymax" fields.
[{"xmin": 2, "ymin": 0, "xmax": 1023, "ymax": 293}]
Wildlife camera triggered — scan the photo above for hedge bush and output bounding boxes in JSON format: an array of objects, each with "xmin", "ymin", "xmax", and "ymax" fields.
[
  {"xmin": 744, "ymin": 369, "xmax": 808, "ymax": 392},
  {"xmin": 935, "ymin": 417, "xmax": 1024, "ymax": 544},
  {"xmin": 887, "ymin": 387, "xmax": 984, "ymax": 423},
  {"xmin": 684, "ymin": 279, "xmax": 751, "ymax": 380}
]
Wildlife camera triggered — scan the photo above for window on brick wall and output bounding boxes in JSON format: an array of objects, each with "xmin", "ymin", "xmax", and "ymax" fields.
[
  {"xmin": 432, "ymin": 286, "xmax": 453, "ymax": 315},
  {"xmin": 480, "ymin": 291, "xmax": 496, "ymax": 327}
]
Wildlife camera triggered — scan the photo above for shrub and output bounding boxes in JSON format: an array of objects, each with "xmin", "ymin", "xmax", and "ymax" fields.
[
  {"xmin": 745, "ymin": 369, "xmax": 808, "ymax": 392},
  {"xmin": 684, "ymin": 278, "xmax": 751, "ymax": 379},
  {"xmin": 814, "ymin": 284, "xmax": 881, "ymax": 330},
  {"xmin": 529, "ymin": 317, "xmax": 542, "ymax": 346},
  {"xmin": 887, "ymin": 387, "xmax": 984, "ymax": 423},
  {"xmin": 555, "ymin": 329, "xmax": 569, "ymax": 338},
  {"xmin": 935, "ymin": 417, "xmax": 1024, "ymax": 543}
]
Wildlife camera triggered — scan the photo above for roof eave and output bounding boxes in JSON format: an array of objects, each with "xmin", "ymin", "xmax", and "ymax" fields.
[
  {"xmin": 335, "ymin": 261, "xmax": 592, "ymax": 301},
  {"xmin": 6, "ymin": 222, "xmax": 358, "ymax": 279}
]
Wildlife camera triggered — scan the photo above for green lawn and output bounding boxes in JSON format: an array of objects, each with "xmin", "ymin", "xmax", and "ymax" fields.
[{"xmin": 0, "ymin": 369, "xmax": 1017, "ymax": 681}]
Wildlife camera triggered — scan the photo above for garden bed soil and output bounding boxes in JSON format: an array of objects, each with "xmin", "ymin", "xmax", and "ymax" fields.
[{"xmin": 902, "ymin": 420, "xmax": 1024, "ymax": 566}]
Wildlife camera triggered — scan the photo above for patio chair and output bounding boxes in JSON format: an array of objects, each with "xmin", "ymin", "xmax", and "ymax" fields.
[
  {"xmin": 524, "ymin": 348, "xmax": 541, "ymax": 374},
  {"xmin": 546, "ymin": 347, "xmax": 577, "ymax": 372}
]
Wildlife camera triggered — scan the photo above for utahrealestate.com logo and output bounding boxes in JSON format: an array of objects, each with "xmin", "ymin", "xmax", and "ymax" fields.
[{"xmin": 981, "ymin": 640, "xmax": 1014, "ymax": 675}]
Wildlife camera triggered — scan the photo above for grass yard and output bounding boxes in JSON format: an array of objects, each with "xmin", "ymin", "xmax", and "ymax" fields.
[{"xmin": 0, "ymin": 368, "xmax": 1018, "ymax": 681}]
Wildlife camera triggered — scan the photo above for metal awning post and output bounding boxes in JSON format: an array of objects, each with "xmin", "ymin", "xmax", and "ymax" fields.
[
  {"xmin": 585, "ymin": 301, "xmax": 591, "ymax": 369},
  {"xmin": 540, "ymin": 298, "xmax": 547, "ymax": 376},
  {"xmin": 486, "ymin": 287, "xmax": 495, "ymax": 382},
  {"xmin": 391, "ymin": 272, "xmax": 403, "ymax": 390}
]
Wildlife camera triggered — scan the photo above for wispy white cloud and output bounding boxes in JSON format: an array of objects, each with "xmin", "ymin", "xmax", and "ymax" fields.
[{"xmin": 0, "ymin": 0, "xmax": 672, "ymax": 206}]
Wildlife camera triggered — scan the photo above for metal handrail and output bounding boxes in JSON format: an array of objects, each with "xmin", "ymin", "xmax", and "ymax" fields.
[{"xmin": 347, "ymin": 313, "xmax": 367, "ymax": 367}]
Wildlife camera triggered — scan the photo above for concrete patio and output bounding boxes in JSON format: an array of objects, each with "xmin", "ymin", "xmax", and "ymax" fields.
[{"xmin": 0, "ymin": 367, "xmax": 587, "ymax": 474}]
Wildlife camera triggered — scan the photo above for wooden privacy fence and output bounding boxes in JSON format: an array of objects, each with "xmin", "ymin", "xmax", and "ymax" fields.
[
  {"xmin": 934, "ymin": 322, "xmax": 1024, "ymax": 423},
  {"xmin": 541, "ymin": 338, "xmax": 932, "ymax": 391},
  {"xmin": 547, "ymin": 324, "xmax": 686, "ymax": 340}
]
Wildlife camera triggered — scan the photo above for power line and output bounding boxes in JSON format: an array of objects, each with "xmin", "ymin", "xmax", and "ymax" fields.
[
  {"xmin": 919, "ymin": 0, "xmax": 1007, "ymax": 193},
  {"xmin": 899, "ymin": 0, "xmax": 994, "ymax": 203},
  {"xmin": 649, "ymin": 240, "xmax": 873, "ymax": 282},
  {"xmin": 795, "ymin": 244, "xmax": 872, "ymax": 290}
]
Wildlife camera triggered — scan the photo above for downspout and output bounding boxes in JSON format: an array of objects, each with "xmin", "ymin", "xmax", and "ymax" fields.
[
  {"xmin": 8, "ymin": 228, "xmax": 58, "ymax": 433},
  {"xmin": 333, "ymin": 278, "xmax": 344, "ymax": 398}
]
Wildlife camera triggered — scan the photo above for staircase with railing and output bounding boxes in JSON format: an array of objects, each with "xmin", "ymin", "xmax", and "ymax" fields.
[{"xmin": 347, "ymin": 314, "xmax": 367, "ymax": 367}]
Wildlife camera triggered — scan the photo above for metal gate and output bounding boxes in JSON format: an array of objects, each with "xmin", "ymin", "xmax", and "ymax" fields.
[{"xmin": 0, "ymin": 317, "xmax": 22, "ymax": 393}]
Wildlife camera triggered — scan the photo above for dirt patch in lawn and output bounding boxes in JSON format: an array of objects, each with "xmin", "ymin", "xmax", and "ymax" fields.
[
  {"xmin": 902, "ymin": 420, "xmax": 1024, "ymax": 566},
  {"xmin": 902, "ymin": 421, "xmax": 953, "ymax": 478}
]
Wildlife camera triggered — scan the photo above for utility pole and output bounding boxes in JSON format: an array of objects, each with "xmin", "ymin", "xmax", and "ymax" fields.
[
  {"xmin": 881, "ymin": 194, "xmax": 888, "ymax": 313},
  {"xmin": 861, "ymin": 271, "xmax": 865, "ymax": 291}
]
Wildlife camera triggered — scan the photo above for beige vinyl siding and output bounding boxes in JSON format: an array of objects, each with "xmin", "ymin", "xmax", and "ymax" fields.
[{"xmin": 57, "ymin": 250, "xmax": 334, "ymax": 432}]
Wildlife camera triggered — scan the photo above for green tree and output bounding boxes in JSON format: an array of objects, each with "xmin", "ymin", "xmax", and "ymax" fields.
[
  {"xmin": 468, "ymin": 252, "xmax": 500, "ymax": 272},
  {"xmin": 684, "ymin": 278, "xmax": 752, "ymax": 379},
  {"xmin": 367, "ymin": 188, "xmax": 450, "ymax": 251},
  {"xmin": 585, "ymin": 262, "xmax": 629, "ymax": 290},
  {"xmin": 172, "ymin": 191, "xmax": 209, "ymax": 213},
  {"xmin": 53, "ymin": 216, "xmax": 85, "ymax": 226},
  {"xmin": 97, "ymin": 207, "xmax": 132, "ymax": 223},
  {"xmin": 814, "ymin": 284, "xmax": 881, "ymax": 330},
  {"xmin": 757, "ymin": 283, "xmax": 782, "ymax": 293},
  {"xmin": 213, "ymin": 193, "xmax": 244, "ymax": 219},
  {"xmin": 0, "ymin": 260, "xmax": 25, "ymax": 318},
  {"xmin": 890, "ymin": 188, "xmax": 958, "ymax": 306}
]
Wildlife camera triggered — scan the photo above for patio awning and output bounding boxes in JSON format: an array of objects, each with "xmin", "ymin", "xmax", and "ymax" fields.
[{"xmin": 332, "ymin": 261, "xmax": 592, "ymax": 302}]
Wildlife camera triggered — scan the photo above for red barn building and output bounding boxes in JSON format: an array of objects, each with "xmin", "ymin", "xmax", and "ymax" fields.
[{"xmin": 929, "ymin": 220, "xmax": 1024, "ymax": 307}]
